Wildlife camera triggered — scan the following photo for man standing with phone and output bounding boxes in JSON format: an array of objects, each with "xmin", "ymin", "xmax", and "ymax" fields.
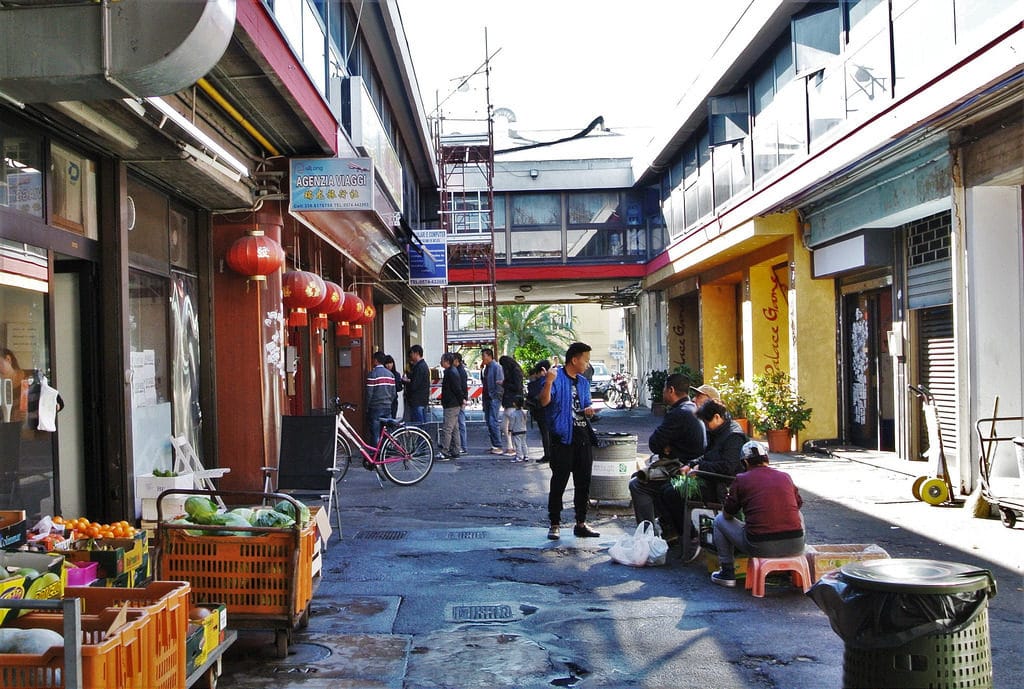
[{"xmin": 539, "ymin": 342, "xmax": 600, "ymax": 541}]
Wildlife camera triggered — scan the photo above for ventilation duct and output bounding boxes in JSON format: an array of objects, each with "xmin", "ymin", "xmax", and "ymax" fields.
[{"xmin": 0, "ymin": 0, "xmax": 235, "ymax": 104}]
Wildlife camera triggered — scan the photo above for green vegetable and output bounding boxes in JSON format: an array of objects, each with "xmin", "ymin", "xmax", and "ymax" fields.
[
  {"xmin": 228, "ymin": 507, "xmax": 255, "ymax": 524},
  {"xmin": 253, "ymin": 510, "xmax": 295, "ymax": 528},
  {"xmin": 184, "ymin": 496, "xmax": 218, "ymax": 522},
  {"xmin": 274, "ymin": 499, "xmax": 309, "ymax": 525},
  {"xmin": 207, "ymin": 512, "xmax": 253, "ymax": 536}
]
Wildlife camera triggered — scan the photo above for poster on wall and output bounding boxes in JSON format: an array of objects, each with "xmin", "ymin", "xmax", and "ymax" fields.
[{"xmin": 408, "ymin": 229, "xmax": 448, "ymax": 286}]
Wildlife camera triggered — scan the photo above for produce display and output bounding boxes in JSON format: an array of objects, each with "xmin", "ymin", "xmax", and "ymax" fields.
[
  {"xmin": 0, "ymin": 627, "xmax": 64, "ymax": 654},
  {"xmin": 51, "ymin": 516, "xmax": 137, "ymax": 540},
  {"xmin": 166, "ymin": 497, "xmax": 310, "ymax": 536}
]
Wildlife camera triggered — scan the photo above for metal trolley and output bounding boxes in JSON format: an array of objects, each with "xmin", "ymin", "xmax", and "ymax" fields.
[{"xmin": 976, "ymin": 416, "xmax": 1024, "ymax": 528}]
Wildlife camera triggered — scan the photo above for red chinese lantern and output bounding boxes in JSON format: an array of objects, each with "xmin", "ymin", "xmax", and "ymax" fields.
[
  {"xmin": 281, "ymin": 270, "xmax": 325, "ymax": 326},
  {"xmin": 328, "ymin": 309, "xmax": 350, "ymax": 336},
  {"xmin": 331, "ymin": 292, "xmax": 363, "ymax": 337},
  {"xmin": 357, "ymin": 303, "xmax": 376, "ymax": 325},
  {"xmin": 351, "ymin": 323, "xmax": 364, "ymax": 337},
  {"xmin": 224, "ymin": 231, "xmax": 285, "ymax": 283},
  {"xmin": 313, "ymin": 280, "xmax": 344, "ymax": 330}
]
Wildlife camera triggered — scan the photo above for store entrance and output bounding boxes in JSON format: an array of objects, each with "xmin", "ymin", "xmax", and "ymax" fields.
[{"xmin": 844, "ymin": 287, "xmax": 895, "ymax": 451}]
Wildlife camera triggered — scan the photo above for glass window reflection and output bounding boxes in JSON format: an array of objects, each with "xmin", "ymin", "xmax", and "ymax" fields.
[
  {"xmin": 510, "ymin": 229, "xmax": 560, "ymax": 261},
  {"xmin": 511, "ymin": 193, "xmax": 560, "ymax": 226},
  {"xmin": 1, "ymin": 123, "xmax": 43, "ymax": 218}
]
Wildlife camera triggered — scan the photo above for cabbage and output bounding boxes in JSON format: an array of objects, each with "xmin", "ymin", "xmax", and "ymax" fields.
[
  {"xmin": 274, "ymin": 499, "xmax": 310, "ymax": 525},
  {"xmin": 253, "ymin": 509, "xmax": 295, "ymax": 528},
  {"xmin": 167, "ymin": 517, "xmax": 203, "ymax": 536},
  {"xmin": 184, "ymin": 496, "xmax": 219, "ymax": 522},
  {"xmin": 228, "ymin": 507, "xmax": 255, "ymax": 524},
  {"xmin": 206, "ymin": 512, "xmax": 253, "ymax": 536}
]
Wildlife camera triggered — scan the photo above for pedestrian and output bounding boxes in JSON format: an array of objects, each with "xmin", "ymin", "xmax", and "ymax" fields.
[
  {"xmin": 628, "ymin": 372, "xmax": 706, "ymax": 538},
  {"xmin": 539, "ymin": 341, "xmax": 601, "ymax": 540},
  {"xmin": 526, "ymin": 360, "xmax": 552, "ymax": 463},
  {"xmin": 365, "ymin": 351, "xmax": 397, "ymax": 443},
  {"xmin": 480, "ymin": 348, "xmax": 504, "ymax": 454},
  {"xmin": 711, "ymin": 440, "xmax": 806, "ymax": 588},
  {"xmin": 507, "ymin": 396, "xmax": 530, "ymax": 462},
  {"xmin": 437, "ymin": 352, "xmax": 464, "ymax": 460},
  {"xmin": 383, "ymin": 354, "xmax": 403, "ymax": 419},
  {"xmin": 452, "ymin": 352, "xmax": 469, "ymax": 455},
  {"xmin": 402, "ymin": 344, "xmax": 430, "ymax": 423},
  {"xmin": 499, "ymin": 354, "xmax": 524, "ymax": 456},
  {"xmin": 689, "ymin": 383, "xmax": 720, "ymax": 411}
]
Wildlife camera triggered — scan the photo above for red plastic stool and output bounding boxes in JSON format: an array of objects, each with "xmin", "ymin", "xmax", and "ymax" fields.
[{"xmin": 745, "ymin": 554, "xmax": 812, "ymax": 598}]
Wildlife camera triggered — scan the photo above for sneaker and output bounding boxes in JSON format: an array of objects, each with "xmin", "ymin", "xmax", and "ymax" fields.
[
  {"xmin": 518, "ymin": 457, "xmax": 529, "ymax": 463},
  {"xmin": 504, "ymin": 449, "xmax": 516, "ymax": 456},
  {"xmin": 458, "ymin": 449, "xmax": 470, "ymax": 456},
  {"xmin": 573, "ymin": 523, "xmax": 600, "ymax": 538},
  {"xmin": 711, "ymin": 569, "xmax": 737, "ymax": 588},
  {"xmin": 547, "ymin": 525, "xmax": 560, "ymax": 540},
  {"xmin": 435, "ymin": 452, "xmax": 452, "ymax": 462},
  {"xmin": 490, "ymin": 447, "xmax": 505, "ymax": 455},
  {"xmin": 536, "ymin": 457, "xmax": 550, "ymax": 464}
]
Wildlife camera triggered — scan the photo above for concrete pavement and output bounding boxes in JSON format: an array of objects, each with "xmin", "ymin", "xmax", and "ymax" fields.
[{"xmin": 216, "ymin": 405, "xmax": 1023, "ymax": 689}]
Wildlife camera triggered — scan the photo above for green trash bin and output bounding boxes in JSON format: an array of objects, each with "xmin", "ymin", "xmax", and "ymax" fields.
[{"xmin": 825, "ymin": 559, "xmax": 997, "ymax": 689}]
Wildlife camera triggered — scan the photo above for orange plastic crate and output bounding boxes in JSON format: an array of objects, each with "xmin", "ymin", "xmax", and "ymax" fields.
[
  {"xmin": 63, "ymin": 581, "xmax": 191, "ymax": 689},
  {"xmin": 4, "ymin": 608, "xmax": 147, "ymax": 689},
  {"xmin": 160, "ymin": 522, "xmax": 315, "ymax": 622}
]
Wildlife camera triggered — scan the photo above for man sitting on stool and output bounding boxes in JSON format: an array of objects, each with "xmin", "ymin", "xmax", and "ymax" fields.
[{"xmin": 711, "ymin": 440, "xmax": 805, "ymax": 588}]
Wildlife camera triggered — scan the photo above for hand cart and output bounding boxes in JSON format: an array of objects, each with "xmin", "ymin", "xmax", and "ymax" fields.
[
  {"xmin": 909, "ymin": 385, "xmax": 961, "ymax": 505},
  {"xmin": 975, "ymin": 416, "xmax": 1024, "ymax": 528},
  {"xmin": 156, "ymin": 488, "xmax": 320, "ymax": 658},
  {"xmin": 678, "ymin": 469, "xmax": 736, "ymax": 563}
]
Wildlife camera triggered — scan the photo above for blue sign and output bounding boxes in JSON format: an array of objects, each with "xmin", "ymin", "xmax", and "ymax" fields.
[
  {"xmin": 290, "ymin": 157, "xmax": 373, "ymax": 211},
  {"xmin": 409, "ymin": 229, "xmax": 448, "ymax": 286}
]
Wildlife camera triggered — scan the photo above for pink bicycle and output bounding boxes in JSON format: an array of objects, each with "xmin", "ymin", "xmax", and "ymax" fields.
[{"xmin": 333, "ymin": 400, "xmax": 435, "ymax": 486}]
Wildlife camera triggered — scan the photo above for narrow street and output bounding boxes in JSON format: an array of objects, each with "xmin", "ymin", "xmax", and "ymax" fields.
[{"xmin": 218, "ymin": 408, "xmax": 1023, "ymax": 689}]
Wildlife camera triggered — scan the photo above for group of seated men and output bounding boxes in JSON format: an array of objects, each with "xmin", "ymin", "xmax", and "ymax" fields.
[{"xmin": 627, "ymin": 373, "xmax": 805, "ymax": 588}]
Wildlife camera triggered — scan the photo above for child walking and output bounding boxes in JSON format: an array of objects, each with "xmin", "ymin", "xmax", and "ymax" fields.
[{"xmin": 508, "ymin": 396, "xmax": 530, "ymax": 462}]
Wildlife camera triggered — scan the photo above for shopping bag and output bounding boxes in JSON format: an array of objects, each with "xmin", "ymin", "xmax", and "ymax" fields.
[{"xmin": 609, "ymin": 520, "xmax": 668, "ymax": 567}]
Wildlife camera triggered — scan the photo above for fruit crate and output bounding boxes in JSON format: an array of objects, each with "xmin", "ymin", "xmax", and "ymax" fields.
[
  {"xmin": 156, "ymin": 490, "xmax": 316, "ymax": 658},
  {"xmin": 62, "ymin": 580, "xmax": 191, "ymax": 689},
  {"xmin": 4, "ymin": 607, "xmax": 147, "ymax": 689}
]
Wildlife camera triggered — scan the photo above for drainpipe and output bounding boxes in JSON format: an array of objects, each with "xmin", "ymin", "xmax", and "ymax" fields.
[
  {"xmin": 101, "ymin": 0, "xmax": 144, "ymax": 103},
  {"xmin": 196, "ymin": 78, "xmax": 281, "ymax": 157}
]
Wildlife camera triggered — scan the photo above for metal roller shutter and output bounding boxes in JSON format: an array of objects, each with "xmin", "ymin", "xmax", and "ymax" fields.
[{"xmin": 917, "ymin": 306, "xmax": 957, "ymax": 458}]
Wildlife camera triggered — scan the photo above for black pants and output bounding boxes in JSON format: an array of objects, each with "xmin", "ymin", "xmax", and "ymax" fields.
[
  {"xmin": 531, "ymin": 409, "xmax": 552, "ymax": 459},
  {"xmin": 548, "ymin": 434, "xmax": 593, "ymax": 526}
]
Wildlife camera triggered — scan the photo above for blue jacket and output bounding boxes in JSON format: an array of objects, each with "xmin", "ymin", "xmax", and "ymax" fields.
[
  {"xmin": 482, "ymin": 360, "xmax": 503, "ymax": 402},
  {"xmin": 544, "ymin": 367, "xmax": 592, "ymax": 445}
]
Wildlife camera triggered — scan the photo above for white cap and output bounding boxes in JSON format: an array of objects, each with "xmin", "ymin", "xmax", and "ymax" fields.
[{"xmin": 741, "ymin": 440, "xmax": 768, "ymax": 461}]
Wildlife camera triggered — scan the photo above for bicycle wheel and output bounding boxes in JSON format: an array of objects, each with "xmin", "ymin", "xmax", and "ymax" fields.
[
  {"xmin": 335, "ymin": 432, "xmax": 354, "ymax": 481},
  {"xmin": 379, "ymin": 426, "xmax": 434, "ymax": 485},
  {"xmin": 605, "ymin": 387, "xmax": 621, "ymax": 408}
]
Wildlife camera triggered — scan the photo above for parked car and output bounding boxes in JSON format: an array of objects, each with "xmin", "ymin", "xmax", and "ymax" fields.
[{"xmin": 589, "ymin": 361, "xmax": 612, "ymax": 398}]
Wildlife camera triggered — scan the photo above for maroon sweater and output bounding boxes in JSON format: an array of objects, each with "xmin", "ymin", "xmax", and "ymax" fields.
[{"xmin": 723, "ymin": 464, "xmax": 804, "ymax": 541}]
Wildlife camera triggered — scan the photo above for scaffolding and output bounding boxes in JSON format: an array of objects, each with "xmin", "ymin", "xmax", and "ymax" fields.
[{"xmin": 433, "ymin": 48, "xmax": 497, "ymax": 353}]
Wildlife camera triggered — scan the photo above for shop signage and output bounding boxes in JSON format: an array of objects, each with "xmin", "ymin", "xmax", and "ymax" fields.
[
  {"xmin": 289, "ymin": 157, "xmax": 373, "ymax": 212},
  {"xmin": 408, "ymin": 229, "xmax": 448, "ymax": 286}
]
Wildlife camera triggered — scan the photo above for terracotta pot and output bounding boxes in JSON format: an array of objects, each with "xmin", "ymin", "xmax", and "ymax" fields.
[
  {"xmin": 766, "ymin": 428, "xmax": 792, "ymax": 453},
  {"xmin": 734, "ymin": 418, "xmax": 751, "ymax": 436}
]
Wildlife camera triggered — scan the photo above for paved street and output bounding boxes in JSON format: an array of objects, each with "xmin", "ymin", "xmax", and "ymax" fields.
[{"xmin": 217, "ymin": 406, "xmax": 1023, "ymax": 689}]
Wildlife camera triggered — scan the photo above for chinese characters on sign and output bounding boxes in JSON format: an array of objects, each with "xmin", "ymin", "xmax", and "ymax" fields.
[{"xmin": 289, "ymin": 157, "xmax": 374, "ymax": 212}]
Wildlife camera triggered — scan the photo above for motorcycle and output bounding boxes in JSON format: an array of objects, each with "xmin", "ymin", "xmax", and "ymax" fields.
[{"xmin": 604, "ymin": 372, "xmax": 638, "ymax": 409}]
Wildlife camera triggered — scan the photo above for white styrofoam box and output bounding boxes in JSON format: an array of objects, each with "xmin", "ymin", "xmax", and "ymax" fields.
[
  {"xmin": 142, "ymin": 496, "xmax": 189, "ymax": 521},
  {"xmin": 135, "ymin": 472, "xmax": 195, "ymax": 499}
]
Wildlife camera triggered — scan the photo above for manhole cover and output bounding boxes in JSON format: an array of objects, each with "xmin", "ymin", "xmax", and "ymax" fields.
[
  {"xmin": 445, "ymin": 530, "xmax": 487, "ymax": 539},
  {"xmin": 444, "ymin": 602, "xmax": 523, "ymax": 622},
  {"xmin": 355, "ymin": 530, "xmax": 408, "ymax": 540},
  {"xmin": 272, "ymin": 642, "xmax": 332, "ymax": 667}
]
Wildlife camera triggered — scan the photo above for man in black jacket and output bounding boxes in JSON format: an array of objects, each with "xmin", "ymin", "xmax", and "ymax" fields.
[
  {"xmin": 661, "ymin": 398, "xmax": 748, "ymax": 560},
  {"xmin": 403, "ymin": 344, "xmax": 430, "ymax": 423},
  {"xmin": 628, "ymin": 373, "xmax": 705, "ymax": 529}
]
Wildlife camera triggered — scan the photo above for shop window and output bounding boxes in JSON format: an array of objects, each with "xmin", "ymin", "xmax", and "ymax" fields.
[
  {"xmin": 1, "ymin": 124, "xmax": 43, "ymax": 218},
  {"xmin": 128, "ymin": 269, "xmax": 173, "ymax": 476},
  {"xmin": 127, "ymin": 177, "xmax": 170, "ymax": 270},
  {"xmin": 50, "ymin": 143, "xmax": 98, "ymax": 239},
  {"xmin": 510, "ymin": 193, "xmax": 560, "ymax": 227},
  {"xmin": 510, "ymin": 229, "xmax": 560, "ymax": 261},
  {"xmin": 567, "ymin": 192, "xmax": 622, "ymax": 226}
]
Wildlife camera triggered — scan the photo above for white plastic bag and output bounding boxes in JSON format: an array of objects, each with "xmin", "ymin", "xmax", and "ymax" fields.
[
  {"xmin": 609, "ymin": 520, "xmax": 668, "ymax": 567},
  {"xmin": 36, "ymin": 379, "xmax": 59, "ymax": 432}
]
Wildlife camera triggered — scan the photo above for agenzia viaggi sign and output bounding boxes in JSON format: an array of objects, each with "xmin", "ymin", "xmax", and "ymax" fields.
[{"xmin": 290, "ymin": 157, "xmax": 373, "ymax": 212}]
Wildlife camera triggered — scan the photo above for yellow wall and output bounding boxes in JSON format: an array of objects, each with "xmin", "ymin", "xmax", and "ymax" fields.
[
  {"xmin": 790, "ymin": 238, "xmax": 839, "ymax": 444},
  {"xmin": 748, "ymin": 264, "xmax": 790, "ymax": 378},
  {"xmin": 701, "ymin": 283, "xmax": 738, "ymax": 374},
  {"xmin": 667, "ymin": 292, "xmax": 700, "ymax": 372}
]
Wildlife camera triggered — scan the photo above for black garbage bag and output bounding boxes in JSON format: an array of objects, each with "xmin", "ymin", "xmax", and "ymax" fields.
[{"xmin": 808, "ymin": 569, "xmax": 996, "ymax": 649}]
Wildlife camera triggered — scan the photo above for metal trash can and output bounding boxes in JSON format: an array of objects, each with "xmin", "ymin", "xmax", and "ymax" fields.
[
  {"xmin": 589, "ymin": 432, "xmax": 637, "ymax": 501},
  {"xmin": 810, "ymin": 558, "xmax": 997, "ymax": 689}
]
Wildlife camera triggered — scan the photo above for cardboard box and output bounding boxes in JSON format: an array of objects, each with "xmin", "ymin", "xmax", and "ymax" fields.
[
  {"xmin": 0, "ymin": 551, "xmax": 65, "ymax": 624},
  {"xmin": 186, "ymin": 623, "xmax": 206, "ymax": 672},
  {"xmin": 705, "ymin": 552, "xmax": 748, "ymax": 578},
  {"xmin": 192, "ymin": 602, "xmax": 227, "ymax": 666},
  {"xmin": 805, "ymin": 543, "xmax": 890, "ymax": 582},
  {"xmin": 142, "ymin": 495, "xmax": 189, "ymax": 521},
  {"xmin": 60, "ymin": 531, "xmax": 148, "ymax": 579},
  {"xmin": 0, "ymin": 510, "xmax": 27, "ymax": 550}
]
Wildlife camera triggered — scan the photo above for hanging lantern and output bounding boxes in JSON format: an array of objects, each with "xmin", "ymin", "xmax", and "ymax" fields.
[
  {"xmin": 351, "ymin": 323, "xmax": 364, "ymax": 337},
  {"xmin": 357, "ymin": 303, "xmax": 376, "ymax": 325},
  {"xmin": 314, "ymin": 281, "xmax": 344, "ymax": 331},
  {"xmin": 328, "ymin": 308, "xmax": 350, "ymax": 336},
  {"xmin": 330, "ymin": 292, "xmax": 363, "ymax": 336},
  {"xmin": 281, "ymin": 270, "xmax": 325, "ymax": 326},
  {"xmin": 224, "ymin": 230, "xmax": 285, "ymax": 283}
]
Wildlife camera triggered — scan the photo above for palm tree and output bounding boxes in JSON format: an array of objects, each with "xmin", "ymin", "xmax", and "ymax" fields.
[{"xmin": 493, "ymin": 304, "xmax": 576, "ymax": 358}]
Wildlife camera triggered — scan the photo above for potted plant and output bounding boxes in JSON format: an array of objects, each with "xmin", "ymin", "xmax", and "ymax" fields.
[
  {"xmin": 751, "ymin": 369, "xmax": 812, "ymax": 452},
  {"xmin": 645, "ymin": 370, "xmax": 669, "ymax": 415},
  {"xmin": 708, "ymin": 364, "xmax": 754, "ymax": 435}
]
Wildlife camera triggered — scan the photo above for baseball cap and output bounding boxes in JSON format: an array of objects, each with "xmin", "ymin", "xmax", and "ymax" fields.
[
  {"xmin": 741, "ymin": 440, "xmax": 768, "ymax": 461},
  {"xmin": 689, "ymin": 383, "xmax": 720, "ymax": 400}
]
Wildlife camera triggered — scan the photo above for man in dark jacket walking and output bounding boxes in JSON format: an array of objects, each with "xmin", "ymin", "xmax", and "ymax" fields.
[
  {"xmin": 437, "ymin": 352, "xmax": 465, "ymax": 459},
  {"xmin": 403, "ymin": 344, "xmax": 430, "ymax": 423}
]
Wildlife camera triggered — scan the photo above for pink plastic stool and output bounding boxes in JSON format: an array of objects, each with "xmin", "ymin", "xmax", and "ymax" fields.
[{"xmin": 745, "ymin": 554, "xmax": 812, "ymax": 598}]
